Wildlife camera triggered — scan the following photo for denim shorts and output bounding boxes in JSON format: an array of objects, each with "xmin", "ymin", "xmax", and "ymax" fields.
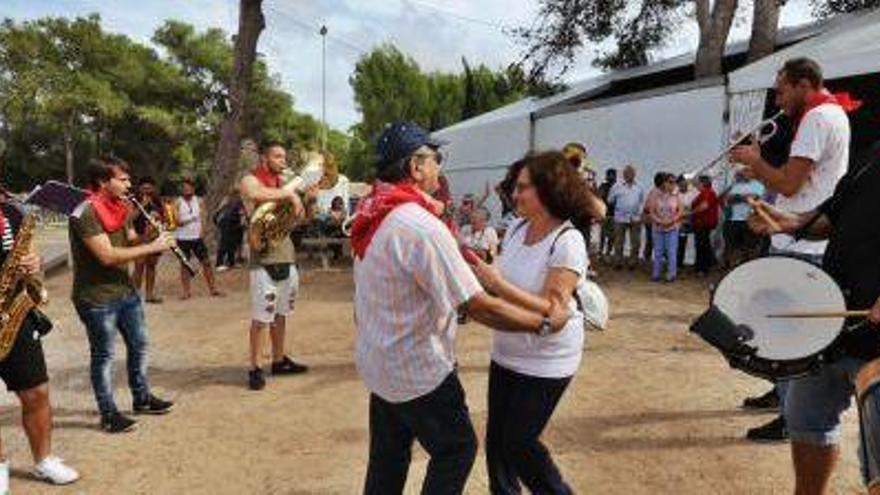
[{"xmin": 783, "ymin": 356, "xmax": 880, "ymax": 486}]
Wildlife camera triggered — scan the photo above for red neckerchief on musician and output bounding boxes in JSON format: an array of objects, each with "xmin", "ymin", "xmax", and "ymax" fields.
[
  {"xmin": 252, "ymin": 163, "xmax": 281, "ymax": 189},
  {"xmin": 87, "ymin": 189, "xmax": 129, "ymax": 233},
  {"xmin": 795, "ymin": 90, "xmax": 863, "ymax": 136},
  {"xmin": 350, "ymin": 180, "xmax": 460, "ymax": 260}
]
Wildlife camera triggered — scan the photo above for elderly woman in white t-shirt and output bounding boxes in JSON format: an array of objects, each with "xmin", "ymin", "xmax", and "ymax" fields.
[{"xmin": 473, "ymin": 151, "xmax": 604, "ymax": 494}]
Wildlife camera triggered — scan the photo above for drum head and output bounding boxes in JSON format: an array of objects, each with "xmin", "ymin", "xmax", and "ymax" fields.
[{"xmin": 713, "ymin": 257, "xmax": 845, "ymax": 361}]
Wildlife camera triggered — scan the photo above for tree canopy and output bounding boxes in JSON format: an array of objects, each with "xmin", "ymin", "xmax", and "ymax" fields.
[{"xmin": 0, "ymin": 14, "xmax": 345, "ymax": 190}]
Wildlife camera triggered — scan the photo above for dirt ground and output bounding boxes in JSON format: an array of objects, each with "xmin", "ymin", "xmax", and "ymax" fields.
[{"xmin": 0, "ymin": 252, "xmax": 865, "ymax": 494}]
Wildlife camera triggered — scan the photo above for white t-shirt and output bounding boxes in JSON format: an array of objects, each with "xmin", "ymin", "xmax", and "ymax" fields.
[
  {"xmin": 175, "ymin": 196, "xmax": 202, "ymax": 241},
  {"xmin": 460, "ymin": 224, "xmax": 499, "ymax": 254},
  {"xmin": 492, "ymin": 220, "xmax": 587, "ymax": 378},
  {"xmin": 772, "ymin": 103, "xmax": 849, "ymax": 255}
]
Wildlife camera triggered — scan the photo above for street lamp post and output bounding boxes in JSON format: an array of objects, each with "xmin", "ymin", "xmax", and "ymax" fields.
[{"xmin": 320, "ymin": 24, "xmax": 328, "ymax": 151}]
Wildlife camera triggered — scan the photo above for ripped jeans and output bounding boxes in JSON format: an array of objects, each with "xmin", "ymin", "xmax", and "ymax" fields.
[{"xmin": 75, "ymin": 293, "xmax": 151, "ymax": 415}]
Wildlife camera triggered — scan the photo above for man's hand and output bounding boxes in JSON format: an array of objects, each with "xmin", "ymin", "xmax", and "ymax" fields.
[
  {"xmin": 472, "ymin": 258, "xmax": 502, "ymax": 294},
  {"xmin": 746, "ymin": 200, "xmax": 800, "ymax": 236},
  {"xmin": 730, "ymin": 141, "xmax": 762, "ymax": 169},
  {"xmin": 148, "ymin": 231, "xmax": 175, "ymax": 254},
  {"xmin": 18, "ymin": 252, "xmax": 42, "ymax": 276},
  {"xmin": 869, "ymin": 296, "xmax": 880, "ymax": 325}
]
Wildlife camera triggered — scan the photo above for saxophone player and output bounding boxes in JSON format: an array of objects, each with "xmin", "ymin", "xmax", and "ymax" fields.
[
  {"xmin": 239, "ymin": 141, "xmax": 308, "ymax": 391},
  {"xmin": 0, "ymin": 193, "xmax": 79, "ymax": 486}
]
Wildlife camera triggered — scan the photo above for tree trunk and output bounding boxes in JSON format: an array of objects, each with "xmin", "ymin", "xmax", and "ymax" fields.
[
  {"xmin": 747, "ymin": 0, "xmax": 781, "ymax": 62},
  {"xmin": 64, "ymin": 117, "xmax": 75, "ymax": 184},
  {"xmin": 694, "ymin": 0, "xmax": 739, "ymax": 79},
  {"xmin": 203, "ymin": 0, "xmax": 265, "ymax": 246}
]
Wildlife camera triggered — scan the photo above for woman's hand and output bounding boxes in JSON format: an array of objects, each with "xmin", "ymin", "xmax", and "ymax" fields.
[
  {"xmin": 472, "ymin": 258, "xmax": 502, "ymax": 294},
  {"xmin": 547, "ymin": 299, "xmax": 571, "ymax": 333}
]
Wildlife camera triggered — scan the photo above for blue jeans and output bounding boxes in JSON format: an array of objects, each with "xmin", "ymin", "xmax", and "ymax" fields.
[
  {"xmin": 651, "ymin": 228, "xmax": 679, "ymax": 281},
  {"xmin": 365, "ymin": 371, "xmax": 477, "ymax": 495},
  {"xmin": 75, "ymin": 294, "xmax": 151, "ymax": 416}
]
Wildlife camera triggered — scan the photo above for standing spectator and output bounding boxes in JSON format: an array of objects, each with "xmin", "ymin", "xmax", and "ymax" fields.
[
  {"xmin": 598, "ymin": 168, "xmax": 617, "ymax": 259},
  {"xmin": 460, "ymin": 207, "xmax": 499, "ymax": 263},
  {"xmin": 691, "ymin": 176, "xmax": 721, "ymax": 276},
  {"xmin": 642, "ymin": 172, "xmax": 667, "ymax": 264},
  {"xmin": 174, "ymin": 178, "xmax": 222, "ymax": 299},
  {"xmin": 676, "ymin": 175, "xmax": 700, "ymax": 269},
  {"xmin": 454, "ymin": 182, "xmax": 490, "ymax": 228},
  {"xmin": 649, "ymin": 174, "xmax": 684, "ymax": 282},
  {"xmin": 721, "ymin": 172, "xmax": 765, "ymax": 269},
  {"xmin": 214, "ymin": 189, "xmax": 246, "ymax": 272},
  {"xmin": 131, "ymin": 177, "xmax": 164, "ymax": 303},
  {"xmin": 608, "ymin": 165, "xmax": 645, "ymax": 270}
]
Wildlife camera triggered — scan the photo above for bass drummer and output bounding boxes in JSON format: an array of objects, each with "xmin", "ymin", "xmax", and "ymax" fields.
[
  {"xmin": 748, "ymin": 139, "xmax": 880, "ymax": 495},
  {"xmin": 730, "ymin": 57, "xmax": 851, "ymax": 442}
]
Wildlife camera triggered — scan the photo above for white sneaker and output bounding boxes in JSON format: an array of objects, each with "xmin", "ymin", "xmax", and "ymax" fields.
[
  {"xmin": 33, "ymin": 456, "xmax": 79, "ymax": 485},
  {"xmin": 216, "ymin": 265, "xmax": 230, "ymax": 273}
]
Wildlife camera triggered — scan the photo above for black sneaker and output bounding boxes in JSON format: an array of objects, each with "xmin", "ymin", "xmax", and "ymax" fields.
[
  {"xmin": 742, "ymin": 389, "xmax": 780, "ymax": 410},
  {"xmin": 746, "ymin": 415, "xmax": 788, "ymax": 443},
  {"xmin": 101, "ymin": 412, "xmax": 138, "ymax": 434},
  {"xmin": 249, "ymin": 368, "xmax": 266, "ymax": 390},
  {"xmin": 271, "ymin": 356, "xmax": 309, "ymax": 375},
  {"xmin": 133, "ymin": 394, "xmax": 175, "ymax": 415}
]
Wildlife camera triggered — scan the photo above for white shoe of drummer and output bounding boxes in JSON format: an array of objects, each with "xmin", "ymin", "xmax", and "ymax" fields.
[{"xmin": 33, "ymin": 456, "xmax": 79, "ymax": 485}]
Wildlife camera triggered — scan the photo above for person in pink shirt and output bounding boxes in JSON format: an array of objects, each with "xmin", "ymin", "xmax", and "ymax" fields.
[{"xmin": 648, "ymin": 173, "xmax": 684, "ymax": 282}]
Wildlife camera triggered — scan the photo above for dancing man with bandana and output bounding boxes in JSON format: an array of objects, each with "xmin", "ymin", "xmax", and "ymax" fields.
[
  {"xmin": 351, "ymin": 122, "xmax": 570, "ymax": 493},
  {"xmin": 70, "ymin": 156, "xmax": 175, "ymax": 433}
]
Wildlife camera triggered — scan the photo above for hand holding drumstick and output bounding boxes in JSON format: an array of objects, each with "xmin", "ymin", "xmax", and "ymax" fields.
[{"xmin": 746, "ymin": 199, "xmax": 800, "ymax": 236}]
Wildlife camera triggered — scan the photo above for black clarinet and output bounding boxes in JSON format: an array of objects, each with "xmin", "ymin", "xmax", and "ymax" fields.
[{"xmin": 128, "ymin": 196, "xmax": 198, "ymax": 277}]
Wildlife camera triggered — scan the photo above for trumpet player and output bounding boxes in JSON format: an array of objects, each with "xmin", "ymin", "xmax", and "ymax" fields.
[
  {"xmin": 239, "ymin": 141, "xmax": 308, "ymax": 391},
  {"xmin": 70, "ymin": 156, "xmax": 175, "ymax": 433},
  {"xmin": 0, "ymin": 194, "xmax": 79, "ymax": 486},
  {"xmin": 730, "ymin": 58, "xmax": 852, "ymax": 446}
]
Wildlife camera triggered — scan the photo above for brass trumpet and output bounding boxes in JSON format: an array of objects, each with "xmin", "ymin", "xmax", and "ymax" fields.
[{"xmin": 684, "ymin": 110, "xmax": 785, "ymax": 180}]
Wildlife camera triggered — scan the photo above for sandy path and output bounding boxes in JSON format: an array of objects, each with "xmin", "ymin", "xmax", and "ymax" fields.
[{"xmin": 0, "ymin": 256, "xmax": 864, "ymax": 494}]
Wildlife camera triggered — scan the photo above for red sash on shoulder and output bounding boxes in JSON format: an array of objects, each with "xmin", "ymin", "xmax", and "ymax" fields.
[
  {"xmin": 252, "ymin": 164, "xmax": 281, "ymax": 188},
  {"xmin": 87, "ymin": 190, "xmax": 129, "ymax": 233},
  {"xmin": 350, "ymin": 181, "xmax": 457, "ymax": 260},
  {"xmin": 795, "ymin": 90, "xmax": 863, "ymax": 135}
]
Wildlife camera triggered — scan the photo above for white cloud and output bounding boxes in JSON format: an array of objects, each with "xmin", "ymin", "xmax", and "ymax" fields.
[{"xmin": 3, "ymin": 0, "xmax": 819, "ymax": 132}]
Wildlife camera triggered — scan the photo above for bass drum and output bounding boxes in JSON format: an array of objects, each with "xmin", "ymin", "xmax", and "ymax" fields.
[{"xmin": 697, "ymin": 256, "xmax": 847, "ymax": 380}]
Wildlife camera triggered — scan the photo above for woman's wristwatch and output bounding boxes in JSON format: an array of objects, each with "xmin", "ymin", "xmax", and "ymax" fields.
[{"xmin": 538, "ymin": 316, "xmax": 552, "ymax": 337}]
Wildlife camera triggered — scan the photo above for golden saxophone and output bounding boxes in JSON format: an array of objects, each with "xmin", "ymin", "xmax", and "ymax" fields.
[{"xmin": 0, "ymin": 212, "xmax": 48, "ymax": 361}]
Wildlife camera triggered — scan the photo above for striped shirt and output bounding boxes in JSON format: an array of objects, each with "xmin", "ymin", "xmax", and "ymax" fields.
[
  {"xmin": 1, "ymin": 218, "xmax": 13, "ymax": 253},
  {"xmin": 354, "ymin": 203, "xmax": 483, "ymax": 403}
]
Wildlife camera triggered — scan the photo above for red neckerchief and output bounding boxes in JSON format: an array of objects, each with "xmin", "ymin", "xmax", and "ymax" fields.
[
  {"xmin": 252, "ymin": 163, "xmax": 281, "ymax": 188},
  {"xmin": 350, "ymin": 181, "xmax": 457, "ymax": 260},
  {"xmin": 87, "ymin": 189, "xmax": 129, "ymax": 233},
  {"xmin": 796, "ymin": 90, "xmax": 863, "ymax": 135}
]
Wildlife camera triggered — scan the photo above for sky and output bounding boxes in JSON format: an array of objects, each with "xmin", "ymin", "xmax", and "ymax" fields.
[{"xmin": 2, "ymin": 0, "xmax": 815, "ymax": 131}]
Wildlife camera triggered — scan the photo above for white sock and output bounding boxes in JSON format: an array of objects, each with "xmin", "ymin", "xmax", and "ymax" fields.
[{"xmin": 0, "ymin": 460, "xmax": 9, "ymax": 495}]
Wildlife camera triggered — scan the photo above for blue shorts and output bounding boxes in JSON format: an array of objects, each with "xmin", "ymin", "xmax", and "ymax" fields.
[{"xmin": 784, "ymin": 356, "xmax": 880, "ymax": 487}]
